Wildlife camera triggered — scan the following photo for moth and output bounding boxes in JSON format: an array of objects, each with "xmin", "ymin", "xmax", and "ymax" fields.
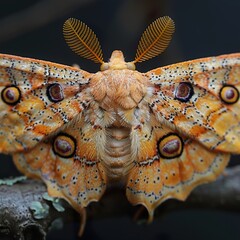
[{"xmin": 0, "ymin": 16, "xmax": 239, "ymax": 234}]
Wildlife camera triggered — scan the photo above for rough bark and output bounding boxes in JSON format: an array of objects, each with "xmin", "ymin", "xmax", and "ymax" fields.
[{"xmin": 0, "ymin": 166, "xmax": 240, "ymax": 239}]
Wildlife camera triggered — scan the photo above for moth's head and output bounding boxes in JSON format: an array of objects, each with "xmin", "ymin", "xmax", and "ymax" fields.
[
  {"xmin": 63, "ymin": 17, "xmax": 175, "ymax": 71},
  {"xmin": 100, "ymin": 50, "xmax": 135, "ymax": 71}
]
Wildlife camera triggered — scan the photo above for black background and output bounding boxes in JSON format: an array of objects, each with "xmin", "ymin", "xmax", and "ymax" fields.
[{"xmin": 0, "ymin": 0, "xmax": 240, "ymax": 239}]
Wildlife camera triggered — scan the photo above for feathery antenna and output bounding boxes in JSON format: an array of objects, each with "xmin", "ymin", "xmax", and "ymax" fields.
[
  {"xmin": 134, "ymin": 16, "xmax": 175, "ymax": 63},
  {"xmin": 63, "ymin": 18, "xmax": 104, "ymax": 64}
]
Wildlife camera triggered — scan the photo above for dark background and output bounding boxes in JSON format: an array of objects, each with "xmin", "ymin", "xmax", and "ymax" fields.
[{"xmin": 0, "ymin": 0, "xmax": 240, "ymax": 239}]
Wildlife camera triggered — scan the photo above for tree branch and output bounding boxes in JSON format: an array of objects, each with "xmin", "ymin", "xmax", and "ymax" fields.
[{"xmin": 0, "ymin": 166, "xmax": 240, "ymax": 239}]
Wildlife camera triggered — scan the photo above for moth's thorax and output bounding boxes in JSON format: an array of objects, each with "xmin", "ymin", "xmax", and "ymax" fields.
[{"xmin": 90, "ymin": 67, "xmax": 148, "ymax": 110}]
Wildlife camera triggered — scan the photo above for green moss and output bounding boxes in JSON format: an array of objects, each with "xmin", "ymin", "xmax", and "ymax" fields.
[
  {"xmin": 42, "ymin": 193, "xmax": 65, "ymax": 212},
  {"xmin": 30, "ymin": 201, "xmax": 49, "ymax": 219},
  {"xmin": 0, "ymin": 176, "xmax": 27, "ymax": 185}
]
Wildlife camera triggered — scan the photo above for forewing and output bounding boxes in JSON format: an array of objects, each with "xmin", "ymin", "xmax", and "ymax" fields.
[
  {"xmin": 146, "ymin": 53, "xmax": 240, "ymax": 153},
  {"xmin": 0, "ymin": 54, "xmax": 92, "ymax": 153}
]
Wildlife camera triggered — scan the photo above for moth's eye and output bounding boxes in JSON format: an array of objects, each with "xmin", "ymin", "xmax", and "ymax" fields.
[
  {"xmin": 158, "ymin": 133, "xmax": 183, "ymax": 159},
  {"xmin": 47, "ymin": 83, "xmax": 64, "ymax": 102},
  {"xmin": 219, "ymin": 85, "xmax": 239, "ymax": 104},
  {"xmin": 174, "ymin": 82, "xmax": 194, "ymax": 102},
  {"xmin": 100, "ymin": 63, "xmax": 109, "ymax": 71},
  {"xmin": 1, "ymin": 86, "xmax": 21, "ymax": 105},
  {"xmin": 53, "ymin": 134, "xmax": 76, "ymax": 158},
  {"xmin": 126, "ymin": 62, "xmax": 136, "ymax": 70}
]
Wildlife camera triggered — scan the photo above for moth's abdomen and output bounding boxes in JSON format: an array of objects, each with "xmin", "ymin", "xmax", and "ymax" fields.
[
  {"xmin": 104, "ymin": 126, "xmax": 133, "ymax": 183},
  {"xmin": 106, "ymin": 127, "xmax": 130, "ymax": 158}
]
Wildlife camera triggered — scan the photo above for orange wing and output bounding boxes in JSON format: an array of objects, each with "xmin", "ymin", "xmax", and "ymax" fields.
[
  {"xmin": 126, "ymin": 117, "xmax": 229, "ymax": 220},
  {"xmin": 126, "ymin": 53, "xmax": 240, "ymax": 219},
  {"xmin": 0, "ymin": 54, "xmax": 92, "ymax": 153},
  {"xmin": 146, "ymin": 53, "xmax": 240, "ymax": 153},
  {"xmin": 13, "ymin": 117, "xmax": 107, "ymax": 213}
]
